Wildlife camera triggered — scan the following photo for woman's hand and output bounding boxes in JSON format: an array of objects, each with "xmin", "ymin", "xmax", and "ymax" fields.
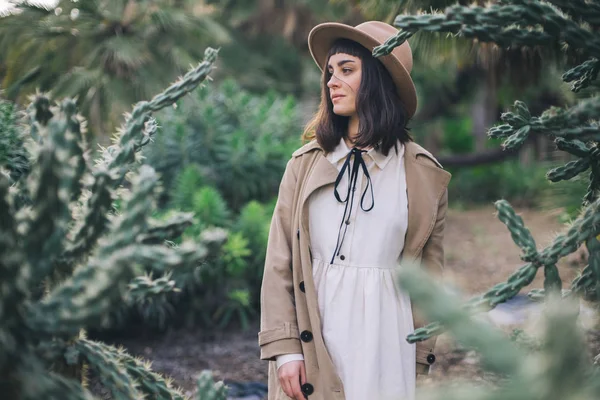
[{"xmin": 278, "ymin": 360, "xmax": 307, "ymax": 399}]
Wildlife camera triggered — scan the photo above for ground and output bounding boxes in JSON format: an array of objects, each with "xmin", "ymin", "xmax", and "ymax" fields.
[{"xmin": 115, "ymin": 205, "xmax": 596, "ymax": 397}]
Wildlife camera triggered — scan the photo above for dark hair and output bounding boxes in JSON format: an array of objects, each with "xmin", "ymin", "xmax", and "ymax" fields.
[{"xmin": 302, "ymin": 38, "xmax": 412, "ymax": 156}]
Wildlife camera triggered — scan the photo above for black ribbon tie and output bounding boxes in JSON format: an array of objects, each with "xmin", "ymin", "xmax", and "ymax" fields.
[{"xmin": 330, "ymin": 147, "xmax": 375, "ymax": 264}]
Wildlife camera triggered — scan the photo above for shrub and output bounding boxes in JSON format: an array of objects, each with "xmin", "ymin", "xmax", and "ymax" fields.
[{"xmin": 145, "ymin": 78, "xmax": 302, "ymax": 211}]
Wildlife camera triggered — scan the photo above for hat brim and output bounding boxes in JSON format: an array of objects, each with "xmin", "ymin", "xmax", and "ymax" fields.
[{"xmin": 308, "ymin": 22, "xmax": 417, "ymax": 118}]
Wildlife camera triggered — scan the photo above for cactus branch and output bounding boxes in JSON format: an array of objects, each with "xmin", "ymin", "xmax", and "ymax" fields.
[
  {"xmin": 408, "ymin": 197, "xmax": 600, "ymax": 343},
  {"xmin": 127, "ymin": 273, "xmax": 179, "ymax": 301},
  {"xmin": 139, "ymin": 213, "xmax": 195, "ymax": 245},
  {"xmin": 89, "ymin": 341, "xmax": 190, "ymax": 400},
  {"xmin": 546, "ymin": 0, "xmax": 600, "ymax": 27},
  {"xmin": 62, "ymin": 48, "xmax": 218, "ymax": 272},
  {"xmin": 375, "ymin": 1, "xmax": 600, "ymax": 59},
  {"xmin": 562, "ymin": 58, "xmax": 600, "ymax": 92},
  {"xmin": 73, "ymin": 339, "xmax": 141, "ymax": 400},
  {"xmin": 397, "ymin": 265, "xmax": 522, "ymax": 375}
]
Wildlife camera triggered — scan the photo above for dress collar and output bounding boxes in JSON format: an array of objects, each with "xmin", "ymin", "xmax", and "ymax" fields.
[{"xmin": 326, "ymin": 138, "xmax": 400, "ymax": 170}]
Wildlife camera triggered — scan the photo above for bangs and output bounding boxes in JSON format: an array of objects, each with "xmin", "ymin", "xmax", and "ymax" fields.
[
  {"xmin": 326, "ymin": 38, "xmax": 369, "ymax": 60},
  {"xmin": 325, "ymin": 39, "xmax": 371, "ymax": 76}
]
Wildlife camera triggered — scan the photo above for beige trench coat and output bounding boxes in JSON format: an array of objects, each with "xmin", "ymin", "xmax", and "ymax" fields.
[{"xmin": 258, "ymin": 139, "xmax": 451, "ymax": 400}]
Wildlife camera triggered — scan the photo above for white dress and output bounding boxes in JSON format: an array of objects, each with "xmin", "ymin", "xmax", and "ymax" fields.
[{"xmin": 309, "ymin": 138, "xmax": 415, "ymax": 400}]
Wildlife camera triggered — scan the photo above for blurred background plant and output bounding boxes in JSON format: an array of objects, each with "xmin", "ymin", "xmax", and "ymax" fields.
[
  {"xmin": 396, "ymin": 264, "xmax": 600, "ymax": 400},
  {"xmin": 145, "ymin": 78, "xmax": 301, "ymax": 211},
  {"xmin": 0, "ymin": 0, "xmax": 231, "ymax": 138}
]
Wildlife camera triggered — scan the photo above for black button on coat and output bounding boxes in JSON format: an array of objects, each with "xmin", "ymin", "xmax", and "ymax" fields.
[{"xmin": 300, "ymin": 330, "xmax": 313, "ymax": 342}]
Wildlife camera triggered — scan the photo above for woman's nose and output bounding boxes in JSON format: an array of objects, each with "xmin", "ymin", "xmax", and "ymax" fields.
[{"xmin": 327, "ymin": 74, "xmax": 340, "ymax": 88}]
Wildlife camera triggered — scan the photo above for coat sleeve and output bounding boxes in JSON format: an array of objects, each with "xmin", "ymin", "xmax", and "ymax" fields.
[
  {"xmin": 420, "ymin": 187, "xmax": 447, "ymax": 280},
  {"xmin": 414, "ymin": 187, "xmax": 448, "ymax": 374},
  {"xmin": 258, "ymin": 158, "xmax": 303, "ymax": 361}
]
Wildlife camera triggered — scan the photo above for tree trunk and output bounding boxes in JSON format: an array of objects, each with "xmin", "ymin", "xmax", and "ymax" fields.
[{"xmin": 471, "ymin": 73, "xmax": 498, "ymax": 152}]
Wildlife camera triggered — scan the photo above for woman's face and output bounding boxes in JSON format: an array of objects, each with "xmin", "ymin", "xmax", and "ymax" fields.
[{"xmin": 326, "ymin": 53, "xmax": 362, "ymax": 117}]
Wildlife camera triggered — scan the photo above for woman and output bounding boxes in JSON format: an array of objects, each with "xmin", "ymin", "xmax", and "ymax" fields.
[{"xmin": 258, "ymin": 21, "xmax": 451, "ymax": 400}]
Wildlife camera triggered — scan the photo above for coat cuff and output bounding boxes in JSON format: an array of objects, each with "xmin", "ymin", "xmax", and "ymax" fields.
[
  {"xmin": 416, "ymin": 346, "xmax": 436, "ymax": 366},
  {"xmin": 258, "ymin": 323, "xmax": 299, "ymax": 345},
  {"xmin": 260, "ymin": 338, "xmax": 303, "ymax": 361}
]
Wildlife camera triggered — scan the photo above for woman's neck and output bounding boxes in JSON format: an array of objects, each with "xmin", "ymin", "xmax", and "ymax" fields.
[
  {"xmin": 344, "ymin": 115, "xmax": 371, "ymax": 150},
  {"xmin": 344, "ymin": 115, "xmax": 360, "ymax": 148}
]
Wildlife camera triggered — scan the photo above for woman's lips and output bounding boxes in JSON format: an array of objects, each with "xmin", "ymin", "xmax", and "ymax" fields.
[{"xmin": 332, "ymin": 95, "xmax": 345, "ymax": 101}]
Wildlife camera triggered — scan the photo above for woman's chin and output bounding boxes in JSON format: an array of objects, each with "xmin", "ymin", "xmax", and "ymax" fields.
[{"xmin": 332, "ymin": 106, "xmax": 355, "ymax": 117}]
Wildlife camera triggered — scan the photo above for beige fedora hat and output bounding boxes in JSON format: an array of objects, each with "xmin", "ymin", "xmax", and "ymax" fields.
[{"xmin": 308, "ymin": 21, "xmax": 417, "ymax": 118}]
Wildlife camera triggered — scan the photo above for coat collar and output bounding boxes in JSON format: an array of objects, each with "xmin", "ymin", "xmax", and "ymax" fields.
[
  {"xmin": 296, "ymin": 139, "xmax": 450, "ymax": 262},
  {"xmin": 325, "ymin": 138, "xmax": 396, "ymax": 170}
]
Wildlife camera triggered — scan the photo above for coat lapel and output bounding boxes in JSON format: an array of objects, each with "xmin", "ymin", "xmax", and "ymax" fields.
[
  {"xmin": 402, "ymin": 142, "xmax": 451, "ymax": 263},
  {"xmin": 299, "ymin": 153, "xmax": 338, "ymax": 231}
]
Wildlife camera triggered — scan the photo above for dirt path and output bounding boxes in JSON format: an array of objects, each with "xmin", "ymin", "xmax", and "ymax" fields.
[
  {"xmin": 117, "ymin": 205, "xmax": 590, "ymax": 395},
  {"xmin": 443, "ymin": 205, "xmax": 581, "ymax": 296}
]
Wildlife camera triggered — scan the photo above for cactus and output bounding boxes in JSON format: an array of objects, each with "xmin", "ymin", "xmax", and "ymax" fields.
[
  {"xmin": 396, "ymin": 265, "xmax": 600, "ymax": 400},
  {"xmin": 0, "ymin": 48, "xmax": 228, "ymax": 399},
  {"xmin": 375, "ymin": 0, "xmax": 600, "ymax": 380},
  {"xmin": 373, "ymin": 0, "xmax": 600, "ymax": 400}
]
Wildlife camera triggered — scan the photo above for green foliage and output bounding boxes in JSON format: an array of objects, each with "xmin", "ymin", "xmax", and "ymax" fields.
[
  {"xmin": 170, "ymin": 165, "xmax": 206, "ymax": 211},
  {"xmin": 448, "ymin": 160, "xmax": 551, "ymax": 207},
  {"xmin": 233, "ymin": 201, "xmax": 272, "ymax": 303},
  {"xmin": 212, "ymin": 288, "xmax": 255, "ymax": 330},
  {"xmin": 0, "ymin": 48, "xmax": 226, "ymax": 398},
  {"xmin": 234, "ymin": 201, "xmax": 271, "ymax": 260},
  {"xmin": 221, "ymin": 232, "xmax": 251, "ymax": 276},
  {"xmin": 442, "ymin": 116, "xmax": 474, "ymax": 154},
  {"xmin": 191, "ymin": 186, "xmax": 231, "ymax": 230},
  {"xmin": 0, "ymin": 0, "xmax": 229, "ymax": 136},
  {"xmin": 145, "ymin": 78, "xmax": 302, "ymax": 211}
]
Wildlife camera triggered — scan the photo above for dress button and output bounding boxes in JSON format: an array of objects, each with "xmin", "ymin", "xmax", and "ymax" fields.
[
  {"xmin": 427, "ymin": 353, "xmax": 436, "ymax": 364},
  {"xmin": 301, "ymin": 383, "xmax": 314, "ymax": 396},
  {"xmin": 345, "ymin": 220, "xmax": 350, "ymax": 225},
  {"xmin": 300, "ymin": 330, "xmax": 313, "ymax": 343},
  {"xmin": 340, "ymin": 255, "xmax": 345, "ymax": 260},
  {"xmin": 299, "ymin": 281, "xmax": 305, "ymax": 293}
]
